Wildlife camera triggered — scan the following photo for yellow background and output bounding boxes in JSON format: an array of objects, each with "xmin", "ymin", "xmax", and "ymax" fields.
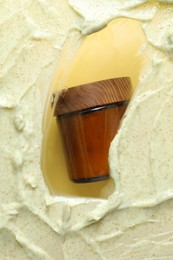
[{"xmin": 42, "ymin": 18, "xmax": 147, "ymax": 199}]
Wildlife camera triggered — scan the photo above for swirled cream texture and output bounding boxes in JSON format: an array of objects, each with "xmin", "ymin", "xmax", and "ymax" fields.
[{"xmin": 1, "ymin": 0, "xmax": 173, "ymax": 259}]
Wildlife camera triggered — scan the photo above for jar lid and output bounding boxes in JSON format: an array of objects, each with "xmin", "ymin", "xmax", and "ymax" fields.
[{"xmin": 53, "ymin": 77, "xmax": 132, "ymax": 117}]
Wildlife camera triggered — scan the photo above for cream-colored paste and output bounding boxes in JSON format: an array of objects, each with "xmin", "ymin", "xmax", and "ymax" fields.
[{"xmin": 1, "ymin": 0, "xmax": 173, "ymax": 259}]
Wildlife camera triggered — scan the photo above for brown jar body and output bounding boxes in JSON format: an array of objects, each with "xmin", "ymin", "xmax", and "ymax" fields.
[{"xmin": 57, "ymin": 102, "xmax": 127, "ymax": 183}]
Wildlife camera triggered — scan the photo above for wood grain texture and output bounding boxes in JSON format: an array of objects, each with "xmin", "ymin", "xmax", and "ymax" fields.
[
  {"xmin": 54, "ymin": 77, "xmax": 132, "ymax": 116},
  {"xmin": 57, "ymin": 104, "xmax": 127, "ymax": 182}
]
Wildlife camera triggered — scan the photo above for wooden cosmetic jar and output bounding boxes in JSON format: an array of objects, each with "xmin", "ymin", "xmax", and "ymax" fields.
[{"xmin": 53, "ymin": 77, "xmax": 132, "ymax": 183}]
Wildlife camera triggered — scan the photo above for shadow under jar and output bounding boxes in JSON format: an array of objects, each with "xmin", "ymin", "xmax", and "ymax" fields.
[{"xmin": 53, "ymin": 77, "xmax": 132, "ymax": 183}]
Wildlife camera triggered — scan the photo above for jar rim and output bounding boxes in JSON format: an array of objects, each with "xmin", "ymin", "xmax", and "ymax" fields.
[{"xmin": 53, "ymin": 77, "xmax": 132, "ymax": 117}]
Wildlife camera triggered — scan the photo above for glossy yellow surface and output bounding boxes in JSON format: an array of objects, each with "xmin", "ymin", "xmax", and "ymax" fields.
[{"xmin": 42, "ymin": 18, "xmax": 147, "ymax": 198}]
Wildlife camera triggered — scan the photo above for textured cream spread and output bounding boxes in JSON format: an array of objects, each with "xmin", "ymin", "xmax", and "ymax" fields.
[{"xmin": 1, "ymin": 1, "xmax": 173, "ymax": 259}]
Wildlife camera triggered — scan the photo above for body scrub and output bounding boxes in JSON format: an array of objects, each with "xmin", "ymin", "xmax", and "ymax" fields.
[{"xmin": 54, "ymin": 77, "xmax": 132, "ymax": 183}]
